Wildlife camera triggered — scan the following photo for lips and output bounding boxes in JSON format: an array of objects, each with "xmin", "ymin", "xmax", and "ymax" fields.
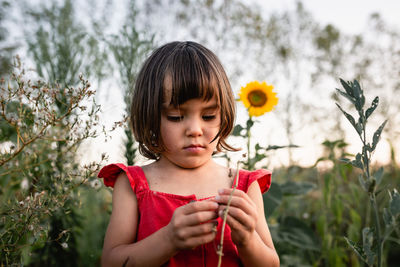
[
  {"xmin": 185, "ymin": 144, "xmax": 204, "ymax": 148},
  {"xmin": 184, "ymin": 144, "xmax": 205, "ymax": 152}
]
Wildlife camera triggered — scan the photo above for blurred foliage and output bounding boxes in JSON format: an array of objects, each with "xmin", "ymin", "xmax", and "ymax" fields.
[
  {"xmin": 269, "ymin": 160, "xmax": 400, "ymax": 266},
  {"xmin": 21, "ymin": 0, "xmax": 107, "ymax": 87},
  {"xmin": 0, "ymin": 58, "xmax": 107, "ymax": 265},
  {"xmin": 106, "ymin": 0, "xmax": 154, "ymax": 165},
  {"xmin": 0, "ymin": 1, "xmax": 17, "ymax": 77}
]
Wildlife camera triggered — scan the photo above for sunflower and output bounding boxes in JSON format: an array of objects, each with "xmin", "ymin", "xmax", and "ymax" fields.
[{"xmin": 238, "ymin": 81, "xmax": 278, "ymax": 117}]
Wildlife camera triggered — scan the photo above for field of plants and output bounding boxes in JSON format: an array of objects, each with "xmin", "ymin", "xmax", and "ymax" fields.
[{"xmin": 1, "ymin": 0, "xmax": 400, "ymax": 266}]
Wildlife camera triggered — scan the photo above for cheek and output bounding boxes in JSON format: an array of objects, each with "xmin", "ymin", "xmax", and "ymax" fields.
[{"xmin": 160, "ymin": 121, "xmax": 176, "ymax": 146}]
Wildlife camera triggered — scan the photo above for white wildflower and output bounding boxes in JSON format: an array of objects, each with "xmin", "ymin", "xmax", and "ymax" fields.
[
  {"xmin": 21, "ymin": 178, "xmax": 29, "ymax": 190},
  {"xmin": 90, "ymin": 179, "xmax": 101, "ymax": 190}
]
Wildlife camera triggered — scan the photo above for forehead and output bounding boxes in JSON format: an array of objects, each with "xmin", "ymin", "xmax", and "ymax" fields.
[{"xmin": 162, "ymin": 73, "xmax": 220, "ymax": 107}]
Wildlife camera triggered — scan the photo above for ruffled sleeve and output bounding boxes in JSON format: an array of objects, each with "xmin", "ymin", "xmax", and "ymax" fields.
[
  {"xmin": 98, "ymin": 163, "xmax": 135, "ymax": 190},
  {"xmin": 238, "ymin": 169, "xmax": 271, "ymax": 193}
]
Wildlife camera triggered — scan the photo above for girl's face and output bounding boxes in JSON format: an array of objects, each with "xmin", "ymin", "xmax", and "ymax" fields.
[{"xmin": 159, "ymin": 97, "xmax": 221, "ymax": 169}]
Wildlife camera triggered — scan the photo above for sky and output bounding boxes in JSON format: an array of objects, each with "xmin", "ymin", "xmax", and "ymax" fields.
[{"xmin": 263, "ymin": 0, "xmax": 400, "ymax": 34}]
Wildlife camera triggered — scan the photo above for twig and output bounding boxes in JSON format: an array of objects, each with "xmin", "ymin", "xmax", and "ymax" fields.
[{"xmin": 217, "ymin": 160, "xmax": 240, "ymax": 267}]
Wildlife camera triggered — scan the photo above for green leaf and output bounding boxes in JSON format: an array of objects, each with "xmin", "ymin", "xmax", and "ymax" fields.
[
  {"xmin": 383, "ymin": 208, "xmax": 395, "ymax": 228},
  {"xmin": 365, "ymin": 143, "xmax": 373, "ymax": 152},
  {"xmin": 353, "ymin": 80, "xmax": 365, "ymax": 110},
  {"xmin": 358, "ymin": 174, "xmax": 368, "ymax": 192},
  {"xmin": 265, "ymin": 144, "xmax": 299, "ymax": 151},
  {"xmin": 372, "ymin": 167, "xmax": 384, "ymax": 187},
  {"xmin": 340, "ymin": 78, "xmax": 355, "ymax": 98},
  {"xmin": 280, "ymin": 181, "xmax": 316, "ymax": 196},
  {"xmin": 336, "ymin": 103, "xmax": 357, "ymax": 131},
  {"xmin": 355, "ymin": 122, "xmax": 363, "ymax": 135},
  {"xmin": 362, "ymin": 227, "xmax": 375, "ymax": 266},
  {"xmin": 351, "ymin": 153, "xmax": 363, "ymax": 169},
  {"xmin": 365, "ymin": 96, "xmax": 379, "ymax": 119},
  {"xmin": 336, "ymin": 88, "xmax": 356, "ymax": 104},
  {"xmin": 371, "ymin": 120, "xmax": 387, "ymax": 150},
  {"xmin": 339, "ymin": 158, "xmax": 351, "ymax": 164},
  {"xmin": 277, "ymin": 216, "xmax": 320, "ymax": 251},
  {"xmin": 344, "ymin": 237, "xmax": 365, "ymax": 262},
  {"xmin": 263, "ymin": 182, "xmax": 282, "ymax": 218},
  {"xmin": 246, "ymin": 118, "xmax": 254, "ymax": 129},
  {"xmin": 389, "ymin": 189, "xmax": 400, "ymax": 217},
  {"xmin": 232, "ymin": 124, "xmax": 244, "ymax": 136},
  {"xmin": 255, "ymin": 143, "xmax": 262, "ymax": 151}
]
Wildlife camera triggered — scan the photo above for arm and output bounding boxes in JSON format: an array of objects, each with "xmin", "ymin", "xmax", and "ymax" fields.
[
  {"xmin": 101, "ymin": 173, "xmax": 219, "ymax": 267},
  {"xmin": 215, "ymin": 183, "xmax": 280, "ymax": 267}
]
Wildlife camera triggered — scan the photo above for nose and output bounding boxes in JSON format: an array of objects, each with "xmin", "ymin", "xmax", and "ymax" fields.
[{"xmin": 185, "ymin": 117, "xmax": 203, "ymax": 137}]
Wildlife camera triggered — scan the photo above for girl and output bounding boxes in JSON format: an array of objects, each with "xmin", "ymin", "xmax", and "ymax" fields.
[{"xmin": 98, "ymin": 41, "xmax": 279, "ymax": 267}]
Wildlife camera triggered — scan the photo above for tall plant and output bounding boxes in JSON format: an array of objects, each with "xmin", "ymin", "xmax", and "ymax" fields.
[
  {"xmin": 18, "ymin": 0, "xmax": 108, "ymax": 264},
  {"xmin": 0, "ymin": 58, "xmax": 106, "ymax": 265},
  {"xmin": 336, "ymin": 79, "xmax": 400, "ymax": 266},
  {"xmin": 107, "ymin": 0, "xmax": 154, "ymax": 165}
]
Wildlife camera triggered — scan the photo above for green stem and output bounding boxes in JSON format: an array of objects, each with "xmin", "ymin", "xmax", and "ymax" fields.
[
  {"xmin": 361, "ymin": 114, "xmax": 382, "ymax": 266},
  {"xmin": 246, "ymin": 117, "xmax": 252, "ymax": 169},
  {"xmin": 370, "ymin": 193, "xmax": 382, "ymax": 267},
  {"xmin": 363, "ymin": 125, "xmax": 370, "ymax": 179}
]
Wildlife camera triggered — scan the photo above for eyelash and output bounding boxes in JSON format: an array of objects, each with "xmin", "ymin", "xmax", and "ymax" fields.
[
  {"xmin": 167, "ymin": 116, "xmax": 183, "ymax": 122},
  {"xmin": 202, "ymin": 115, "xmax": 216, "ymax": 121},
  {"xmin": 166, "ymin": 115, "xmax": 216, "ymax": 122}
]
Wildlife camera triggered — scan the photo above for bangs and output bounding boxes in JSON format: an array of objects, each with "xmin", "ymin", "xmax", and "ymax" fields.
[{"xmin": 164, "ymin": 45, "xmax": 221, "ymax": 106}]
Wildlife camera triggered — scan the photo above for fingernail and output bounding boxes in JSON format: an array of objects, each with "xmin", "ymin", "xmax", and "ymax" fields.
[
  {"xmin": 215, "ymin": 195, "xmax": 221, "ymax": 201},
  {"xmin": 218, "ymin": 189, "xmax": 224, "ymax": 194},
  {"xmin": 212, "ymin": 220, "xmax": 219, "ymax": 226}
]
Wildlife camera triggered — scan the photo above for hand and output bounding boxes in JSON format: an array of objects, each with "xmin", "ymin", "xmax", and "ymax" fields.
[
  {"xmin": 165, "ymin": 200, "xmax": 219, "ymax": 251},
  {"xmin": 215, "ymin": 188, "xmax": 258, "ymax": 247}
]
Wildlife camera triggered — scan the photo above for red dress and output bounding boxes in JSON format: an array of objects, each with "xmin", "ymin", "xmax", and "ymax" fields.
[{"xmin": 98, "ymin": 164, "xmax": 271, "ymax": 267}]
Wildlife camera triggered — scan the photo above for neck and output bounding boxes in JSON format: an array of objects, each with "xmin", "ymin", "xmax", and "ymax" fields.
[{"xmin": 156, "ymin": 157, "xmax": 217, "ymax": 175}]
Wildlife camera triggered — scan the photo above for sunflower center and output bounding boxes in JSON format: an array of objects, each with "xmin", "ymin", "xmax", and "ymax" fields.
[{"xmin": 247, "ymin": 90, "xmax": 267, "ymax": 107}]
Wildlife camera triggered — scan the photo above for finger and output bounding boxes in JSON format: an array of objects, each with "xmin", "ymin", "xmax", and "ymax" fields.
[
  {"xmin": 218, "ymin": 188, "xmax": 252, "ymax": 201},
  {"xmin": 223, "ymin": 212, "xmax": 243, "ymax": 232},
  {"xmin": 218, "ymin": 205, "xmax": 255, "ymax": 229},
  {"xmin": 182, "ymin": 200, "xmax": 219, "ymax": 215},
  {"xmin": 184, "ymin": 231, "xmax": 217, "ymax": 248},
  {"xmin": 214, "ymin": 194, "xmax": 254, "ymax": 215},
  {"xmin": 175, "ymin": 222, "xmax": 218, "ymax": 247},
  {"xmin": 189, "ymin": 221, "xmax": 218, "ymax": 237},
  {"xmin": 184, "ymin": 210, "xmax": 218, "ymax": 226}
]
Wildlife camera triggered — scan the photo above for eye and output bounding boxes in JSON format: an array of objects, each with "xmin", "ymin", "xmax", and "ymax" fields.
[
  {"xmin": 167, "ymin": 115, "xmax": 183, "ymax": 122},
  {"xmin": 202, "ymin": 115, "xmax": 216, "ymax": 121}
]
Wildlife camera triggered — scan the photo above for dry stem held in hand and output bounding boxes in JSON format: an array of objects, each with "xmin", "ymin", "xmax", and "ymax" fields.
[{"xmin": 216, "ymin": 160, "xmax": 240, "ymax": 267}]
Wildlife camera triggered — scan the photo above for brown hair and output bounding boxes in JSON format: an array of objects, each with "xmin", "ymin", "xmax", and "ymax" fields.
[{"xmin": 130, "ymin": 41, "xmax": 237, "ymax": 160}]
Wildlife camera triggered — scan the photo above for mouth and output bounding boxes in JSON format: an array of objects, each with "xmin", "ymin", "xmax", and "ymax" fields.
[{"xmin": 184, "ymin": 144, "xmax": 205, "ymax": 152}]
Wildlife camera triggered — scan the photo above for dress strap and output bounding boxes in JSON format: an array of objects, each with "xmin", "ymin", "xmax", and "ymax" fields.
[
  {"xmin": 236, "ymin": 169, "xmax": 271, "ymax": 193},
  {"xmin": 98, "ymin": 164, "xmax": 150, "ymax": 194},
  {"xmin": 126, "ymin": 166, "xmax": 150, "ymax": 194}
]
